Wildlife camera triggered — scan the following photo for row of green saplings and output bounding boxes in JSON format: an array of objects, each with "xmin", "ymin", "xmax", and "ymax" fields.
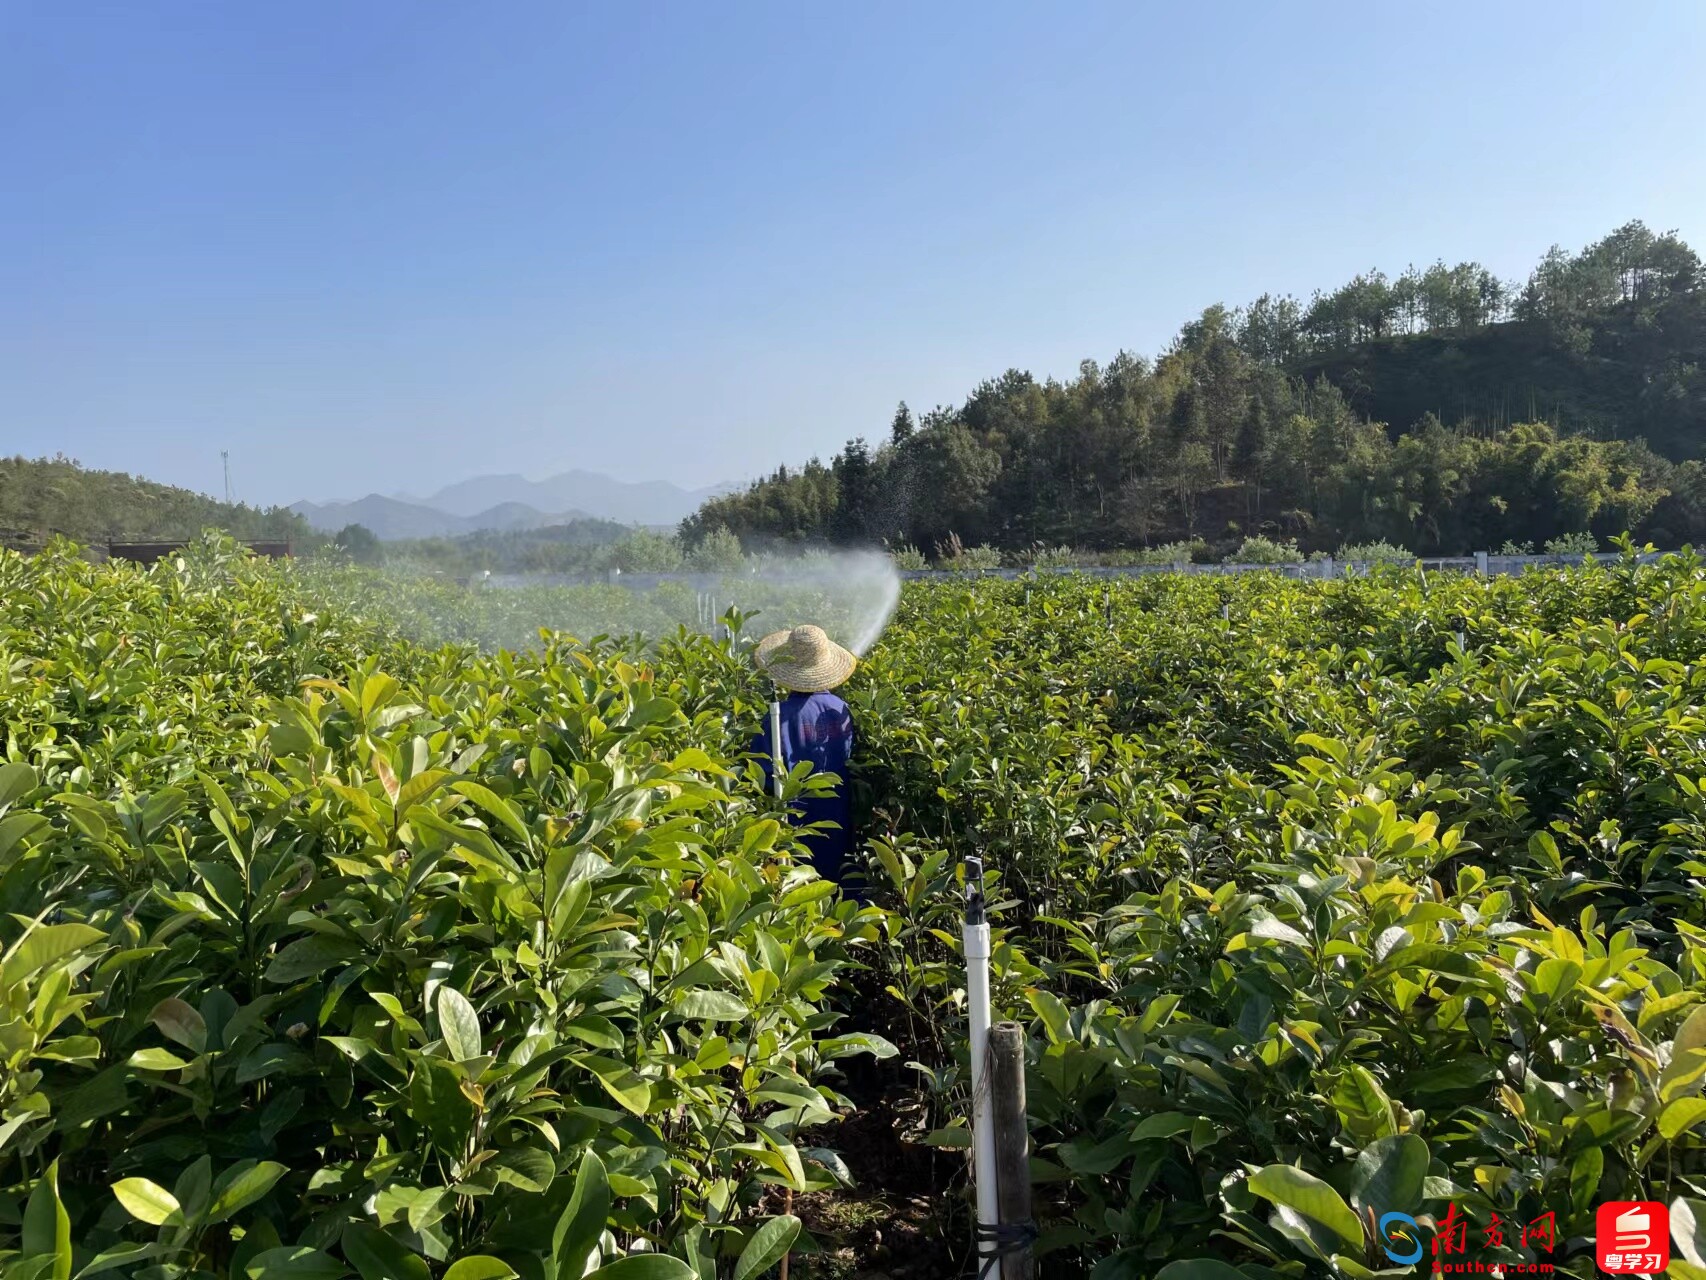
[{"xmin": 10, "ymin": 542, "xmax": 1706, "ymax": 1280}]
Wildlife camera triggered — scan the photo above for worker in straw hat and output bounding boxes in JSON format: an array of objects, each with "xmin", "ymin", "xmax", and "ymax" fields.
[{"xmin": 750, "ymin": 624, "xmax": 860, "ymax": 893}]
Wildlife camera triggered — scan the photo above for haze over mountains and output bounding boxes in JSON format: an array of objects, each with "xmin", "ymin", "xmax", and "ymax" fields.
[{"xmin": 291, "ymin": 470, "xmax": 732, "ymax": 540}]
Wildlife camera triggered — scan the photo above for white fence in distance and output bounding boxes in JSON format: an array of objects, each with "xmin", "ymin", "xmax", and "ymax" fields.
[{"xmin": 486, "ymin": 550, "xmax": 1661, "ymax": 592}]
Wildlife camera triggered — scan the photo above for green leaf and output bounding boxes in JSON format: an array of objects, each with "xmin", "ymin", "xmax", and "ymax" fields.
[
  {"xmin": 174, "ymin": 1156, "xmax": 213, "ymax": 1225},
  {"xmin": 1250, "ymin": 915, "xmax": 1309, "ymax": 948},
  {"xmin": 207, "ymin": 1160, "xmax": 288, "ymax": 1223},
  {"xmin": 1661, "ymin": 1097, "xmax": 1706, "ymax": 1140},
  {"xmin": 1, "ymin": 923, "xmax": 106, "ymax": 987},
  {"xmin": 1532, "ymin": 957, "xmax": 1582, "ymax": 1002},
  {"xmin": 1331, "ymin": 1065, "xmax": 1396, "ymax": 1143},
  {"xmin": 267, "ymin": 723, "xmax": 314, "ymax": 759},
  {"xmin": 1571, "ymin": 1148, "xmax": 1603, "ymax": 1215},
  {"xmin": 111, "ymin": 1178, "xmax": 182, "ymax": 1226},
  {"xmin": 128, "ymin": 1047, "xmax": 190, "ymax": 1071},
  {"xmin": 139, "ymin": 787, "xmax": 189, "ymax": 836},
  {"xmin": 245, "ymin": 1247, "xmax": 347, "ymax": 1280},
  {"xmin": 1672, "ymin": 1196, "xmax": 1706, "ymax": 1266},
  {"xmin": 1059, "ymin": 1131, "xmax": 1137, "ymax": 1175},
  {"xmin": 670, "ymin": 989, "xmax": 749, "ymax": 1021},
  {"xmin": 546, "ymin": 871, "xmax": 591, "ymax": 939},
  {"xmin": 585, "ymin": 1260, "xmax": 696, "ymax": 1280},
  {"xmin": 780, "ymin": 879, "xmax": 835, "ymax": 907},
  {"xmin": 1138, "ymin": 993, "xmax": 1182, "ymax": 1031},
  {"xmin": 1267, "ymin": 1204, "xmax": 1337, "ymax": 1264},
  {"xmin": 1664, "ymin": 1005, "xmax": 1706, "ymax": 1102},
  {"xmin": 437, "ymin": 986, "xmax": 481, "ymax": 1062},
  {"xmin": 1346, "ymin": 1134, "xmax": 1429, "ymax": 1215},
  {"xmin": 1526, "ymin": 829, "xmax": 1563, "ymax": 872},
  {"xmin": 149, "ymin": 997, "xmax": 208, "ymax": 1054},
  {"xmin": 72, "ymin": 1244, "xmax": 162, "ymax": 1280},
  {"xmin": 342, "ymin": 1225, "xmax": 431, "ymax": 1280},
  {"xmin": 235, "ymin": 1043, "xmax": 305, "ymax": 1084},
  {"xmin": 1248, "ymin": 1163, "xmax": 1364, "ymax": 1250},
  {"xmin": 562, "ymin": 1014, "xmax": 625, "ymax": 1051},
  {"xmin": 442, "ymin": 1262, "xmax": 516, "ymax": 1280},
  {"xmin": 1674, "ymin": 1003, "xmax": 1706, "ymax": 1059},
  {"xmin": 450, "ymin": 782, "xmax": 532, "ymax": 844},
  {"xmin": 1154, "ymin": 1264, "xmax": 1252, "ymax": 1280},
  {"xmin": 22, "ymin": 1160, "xmax": 72, "ymax": 1280},
  {"xmin": 817, "ymin": 1032, "xmax": 899, "ymax": 1060},
  {"xmin": 0, "ymin": 761, "xmax": 37, "ymax": 809},
  {"xmin": 53, "ymin": 793, "xmax": 110, "ymax": 841},
  {"xmin": 580, "ymin": 1057, "xmax": 654, "ymax": 1116},
  {"xmin": 551, "ymin": 1150, "xmax": 611, "ymax": 1280},
  {"xmin": 407, "ymin": 1056, "xmax": 477, "ymax": 1153},
  {"xmin": 492, "ymin": 1147, "xmax": 556, "ymax": 1194},
  {"xmin": 359, "ymin": 673, "xmax": 401, "ymax": 721},
  {"xmin": 733, "ymin": 1215, "xmax": 801, "ymax": 1280},
  {"xmin": 1025, "ymin": 988, "xmax": 1071, "ymax": 1042},
  {"xmin": 396, "ymin": 768, "xmax": 451, "ymax": 812},
  {"xmin": 740, "ymin": 1135, "xmax": 808, "ymax": 1191},
  {"xmin": 33, "ymin": 1035, "xmax": 100, "ymax": 1064},
  {"xmin": 266, "ymin": 934, "xmax": 361, "ymax": 984},
  {"xmin": 1398, "ymin": 1057, "xmax": 1497, "ymax": 1097},
  {"xmin": 1641, "ymin": 990, "xmax": 1702, "ymax": 1031},
  {"xmin": 414, "ymin": 810, "xmax": 519, "ymax": 873},
  {"xmin": 752, "ymin": 1078, "xmax": 834, "ymax": 1127},
  {"xmin": 1130, "ymin": 1112, "xmax": 1196, "ymax": 1141},
  {"xmin": 0, "ymin": 811, "xmax": 49, "ymax": 861}
]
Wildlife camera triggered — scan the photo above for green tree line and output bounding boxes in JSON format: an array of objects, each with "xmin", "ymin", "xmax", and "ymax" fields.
[
  {"xmin": 0, "ymin": 455, "xmax": 308, "ymax": 547},
  {"xmin": 683, "ymin": 221, "xmax": 1706, "ymax": 557}
]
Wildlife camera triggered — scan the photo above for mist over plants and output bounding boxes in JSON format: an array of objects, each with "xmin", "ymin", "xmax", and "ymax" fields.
[{"xmin": 294, "ymin": 548, "xmax": 899, "ymax": 659}]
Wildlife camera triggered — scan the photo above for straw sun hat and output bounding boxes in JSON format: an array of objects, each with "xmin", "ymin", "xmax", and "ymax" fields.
[{"xmin": 753, "ymin": 624, "xmax": 857, "ymax": 692}]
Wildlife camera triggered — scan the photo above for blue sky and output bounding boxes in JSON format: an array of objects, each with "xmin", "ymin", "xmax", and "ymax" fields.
[{"xmin": 4, "ymin": 1, "xmax": 1703, "ymax": 507}]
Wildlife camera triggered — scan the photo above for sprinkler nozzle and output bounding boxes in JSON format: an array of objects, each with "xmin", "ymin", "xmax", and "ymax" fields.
[{"xmin": 963, "ymin": 853, "xmax": 987, "ymax": 925}]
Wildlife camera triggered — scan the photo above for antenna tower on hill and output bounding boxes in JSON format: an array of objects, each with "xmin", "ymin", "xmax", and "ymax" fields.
[{"xmin": 222, "ymin": 451, "xmax": 231, "ymax": 504}]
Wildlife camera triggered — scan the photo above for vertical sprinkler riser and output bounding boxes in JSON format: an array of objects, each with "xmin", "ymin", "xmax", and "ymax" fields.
[
  {"xmin": 963, "ymin": 852, "xmax": 999, "ymax": 1272},
  {"xmin": 769, "ymin": 696, "xmax": 784, "ymax": 801}
]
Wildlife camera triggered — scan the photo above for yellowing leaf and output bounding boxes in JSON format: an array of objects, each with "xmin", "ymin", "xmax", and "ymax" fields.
[{"xmin": 111, "ymin": 1178, "xmax": 182, "ymax": 1227}]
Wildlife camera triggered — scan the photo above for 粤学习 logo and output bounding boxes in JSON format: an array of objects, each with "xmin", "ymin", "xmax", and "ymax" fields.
[{"xmin": 1596, "ymin": 1202, "xmax": 1669, "ymax": 1274}]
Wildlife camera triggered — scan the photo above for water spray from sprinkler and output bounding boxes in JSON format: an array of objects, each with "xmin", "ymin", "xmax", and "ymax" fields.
[{"xmin": 422, "ymin": 548, "xmax": 901, "ymax": 658}]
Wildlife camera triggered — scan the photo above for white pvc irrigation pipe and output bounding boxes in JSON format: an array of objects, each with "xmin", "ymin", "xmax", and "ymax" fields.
[{"xmin": 964, "ymin": 869, "xmax": 998, "ymax": 1271}]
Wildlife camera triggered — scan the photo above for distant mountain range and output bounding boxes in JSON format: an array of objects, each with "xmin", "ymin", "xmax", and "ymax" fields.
[{"xmin": 292, "ymin": 470, "xmax": 734, "ymax": 540}]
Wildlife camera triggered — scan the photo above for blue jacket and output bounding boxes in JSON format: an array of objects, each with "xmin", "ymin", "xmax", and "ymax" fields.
[{"xmin": 751, "ymin": 690, "xmax": 855, "ymax": 885}]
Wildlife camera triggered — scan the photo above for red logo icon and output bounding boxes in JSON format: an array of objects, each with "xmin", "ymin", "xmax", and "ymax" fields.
[{"xmin": 1596, "ymin": 1201, "xmax": 1669, "ymax": 1274}]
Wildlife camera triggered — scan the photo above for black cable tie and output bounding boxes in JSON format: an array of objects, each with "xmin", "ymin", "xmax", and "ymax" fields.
[{"xmin": 974, "ymin": 1220, "xmax": 1039, "ymax": 1278}]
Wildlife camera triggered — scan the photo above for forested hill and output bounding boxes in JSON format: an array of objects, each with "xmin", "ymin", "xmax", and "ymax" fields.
[
  {"xmin": 0, "ymin": 455, "xmax": 309, "ymax": 547},
  {"xmin": 682, "ymin": 221, "xmax": 1706, "ymax": 558},
  {"xmin": 1299, "ymin": 289, "xmax": 1704, "ymax": 459}
]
